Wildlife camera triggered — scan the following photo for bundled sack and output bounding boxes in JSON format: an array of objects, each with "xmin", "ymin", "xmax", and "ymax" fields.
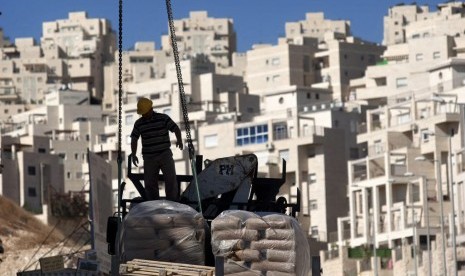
[
  {"xmin": 119, "ymin": 200, "xmax": 207, "ymax": 265},
  {"xmin": 211, "ymin": 210, "xmax": 310, "ymax": 276}
]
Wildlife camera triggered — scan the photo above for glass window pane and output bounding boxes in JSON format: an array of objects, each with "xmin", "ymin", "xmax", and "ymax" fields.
[
  {"xmin": 250, "ymin": 127, "xmax": 256, "ymax": 135},
  {"xmin": 264, "ymin": 134, "xmax": 268, "ymax": 142},
  {"xmin": 243, "ymin": 137, "xmax": 250, "ymax": 145},
  {"xmin": 251, "ymin": 136, "xmax": 256, "ymax": 144},
  {"xmin": 243, "ymin": 128, "xmax": 249, "ymax": 135},
  {"xmin": 237, "ymin": 129, "xmax": 242, "ymax": 136},
  {"xmin": 263, "ymin": 125, "xmax": 268, "ymax": 132},
  {"xmin": 257, "ymin": 136, "xmax": 263, "ymax": 143}
]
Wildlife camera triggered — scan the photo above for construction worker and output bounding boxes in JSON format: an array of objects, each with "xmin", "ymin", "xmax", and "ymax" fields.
[{"xmin": 130, "ymin": 97, "xmax": 183, "ymax": 201}]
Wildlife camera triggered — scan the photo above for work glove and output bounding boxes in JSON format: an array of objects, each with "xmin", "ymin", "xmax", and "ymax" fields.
[{"xmin": 130, "ymin": 153, "xmax": 139, "ymax": 167}]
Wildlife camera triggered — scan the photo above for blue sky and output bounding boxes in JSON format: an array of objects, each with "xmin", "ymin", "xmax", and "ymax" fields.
[{"xmin": 0, "ymin": 0, "xmax": 448, "ymax": 52}]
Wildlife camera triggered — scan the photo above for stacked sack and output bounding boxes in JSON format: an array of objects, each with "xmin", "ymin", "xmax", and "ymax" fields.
[
  {"xmin": 119, "ymin": 200, "xmax": 206, "ymax": 265},
  {"xmin": 211, "ymin": 210, "xmax": 310, "ymax": 276}
]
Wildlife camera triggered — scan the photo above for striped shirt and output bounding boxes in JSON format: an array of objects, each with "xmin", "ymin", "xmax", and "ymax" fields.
[{"xmin": 130, "ymin": 111, "xmax": 179, "ymax": 158}]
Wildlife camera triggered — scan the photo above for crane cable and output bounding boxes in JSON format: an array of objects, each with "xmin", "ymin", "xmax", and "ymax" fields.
[
  {"xmin": 165, "ymin": 0, "xmax": 203, "ymax": 213},
  {"xmin": 117, "ymin": 0, "xmax": 124, "ymax": 216}
]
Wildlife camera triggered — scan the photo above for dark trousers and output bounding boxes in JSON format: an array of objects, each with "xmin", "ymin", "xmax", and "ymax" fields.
[{"xmin": 143, "ymin": 149, "xmax": 179, "ymax": 201}]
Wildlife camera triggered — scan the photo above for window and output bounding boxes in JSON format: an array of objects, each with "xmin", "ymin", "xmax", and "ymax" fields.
[
  {"xmin": 396, "ymin": 77, "xmax": 407, "ymax": 88},
  {"xmin": 76, "ymin": 172, "xmax": 82, "ymax": 179},
  {"xmin": 415, "ymin": 53, "xmax": 423, "ymax": 61},
  {"xmin": 308, "ymin": 173, "xmax": 316, "ymax": 184},
  {"xmin": 374, "ymin": 140, "xmax": 383, "ymax": 154},
  {"xmin": 28, "ymin": 187, "xmax": 37, "ymax": 197},
  {"xmin": 125, "ymin": 114, "xmax": 134, "ymax": 125},
  {"xmin": 75, "ymin": 153, "xmax": 79, "ymax": 160},
  {"xmin": 279, "ymin": 149, "xmax": 289, "ymax": 162},
  {"xmin": 271, "ymin": 57, "xmax": 280, "ymax": 65},
  {"xmin": 236, "ymin": 124, "xmax": 268, "ymax": 146},
  {"xmin": 433, "ymin": 52, "xmax": 440, "ymax": 59},
  {"xmin": 272, "ymin": 75, "xmax": 280, "ymax": 82},
  {"xmin": 273, "ymin": 123, "xmax": 287, "ymax": 140},
  {"xmin": 315, "ymin": 93, "xmax": 320, "ymax": 100},
  {"xmin": 421, "ymin": 129, "xmax": 431, "ymax": 141},
  {"xmin": 67, "ymin": 172, "xmax": 71, "ymax": 179},
  {"xmin": 303, "ymin": 56, "xmax": 310, "ymax": 72},
  {"xmin": 204, "ymin": 134, "xmax": 218, "ymax": 148},
  {"xmin": 58, "ymin": 153, "xmax": 66, "ymax": 160},
  {"xmin": 86, "ymin": 134, "xmax": 90, "ymax": 141},
  {"xmin": 310, "ymin": 199, "xmax": 318, "ymax": 210},
  {"xmin": 308, "ymin": 147, "xmax": 316, "ymax": 157},
  {"xmin": 28, "ymin": 166, "xmax": 36, "ymax": 176},
  {"xmin": 38, "ymin": 148, "xmax": 46, "ymax": 153},
  {"xmin": 311, "ymin": 226, "xmax": 319, "ymax": 238}
]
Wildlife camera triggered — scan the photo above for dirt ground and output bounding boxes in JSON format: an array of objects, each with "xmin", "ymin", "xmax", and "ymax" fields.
[{"xmin": 0, "ymin": 196, "xmax": 91, "ymax": 275}]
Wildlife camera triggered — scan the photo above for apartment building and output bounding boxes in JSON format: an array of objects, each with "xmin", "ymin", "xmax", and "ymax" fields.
[
  {"xmin": 0, "ymin": 12, "xmax": 115, "ymax": 117},
  {"xmin": 285, "ymin": 12, "xmax": 351, "ymax": 42},
  {"xmin": 320, "ymin": 3, "xmax": 465, "ymax": 275},
  {"xmin": 246, "ymin": 33, "xmax": 385, "ymax": 103},
  {"xmin": 41, "ymin": 11, "xmax": 116, "ymax": 100},
  {"xmin": 1, "ymin": 89, "xmax": 105, "ymax": 214},
  {"xmin": 101, "ymin": 41, "xmax": 173, "ymax": 113},
  {"xmin": 160, "ymin": 11, "xmax": 237, "ymax": 70},
  {"xmin": 383, "ymin": 2, "xmax": 465, "ymax": 46},
  {"xmin": 246, "ymin": 42, "xmax": 319, "ymax": 98}
]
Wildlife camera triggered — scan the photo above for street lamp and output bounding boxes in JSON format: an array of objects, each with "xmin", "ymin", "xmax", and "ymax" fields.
[
  {"xmin": 415, "ymin": 155, "xmax": 447, "ymax": 276},
  {"xmin": 422, "ymin": 129, "xmax": 458, "ymax": 276}
]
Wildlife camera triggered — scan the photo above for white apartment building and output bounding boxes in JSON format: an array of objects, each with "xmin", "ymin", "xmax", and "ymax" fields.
[
  {"xmin": 351, "ymin": 35, "xmax": 463, "ymax": 107},
  {"xmin": 320, "ymin": 3, "xmax": 465, "ymax": 274},
  {"xmin": 160, "ymin": 11, "xmax": 237, "ymax": 70},
  {"xmin": 246, "ymin": 33, "xmax": 385, "ymax": 103},
  {"xmin": 41, "ymin": 11, "xmax": 116, "ymax": 100},
  {"xmin": 383, "ymin": 2, "xmax": 465, "ymax": 46},
  {"xmin": 101, "ymin": 41, "xmax": 172, "ymax": 113},
  {"xmin": 246, "ymin": 42, "xmax": 319, "ymax": 98},
  {"xmin": 285, "ymin": 12, "xmax": 351, "ymax": 42},
  {"xmin": 0, "ymin": 12, "xmax": 115, "ymax": 115},
  {"xmin": 1, "ymin": 89, "xmax": 105, "ymax": 215}
]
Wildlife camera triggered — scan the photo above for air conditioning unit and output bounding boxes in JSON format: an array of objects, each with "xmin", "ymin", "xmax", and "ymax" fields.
[{"xmin": 266, "ymin": 142, "xmax": 275, "ymax": 151}]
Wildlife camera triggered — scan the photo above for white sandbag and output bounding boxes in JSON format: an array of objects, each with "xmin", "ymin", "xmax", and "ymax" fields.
[
  {"xmin": 266, "ymin": 250, "xmax": 296, "ymax": 263},
  {"xmin": 249, "ymin": 240, "xmax": 295, "ymax": 251},
  {"xmin": 251, "ymin": 261, "xmax": 295, "ymax": 273},
  {"xmin": 213, "ymin": 229, "xmax": 260, "ymax": 241},
  {"xmin": 119, "ymin": 200, "xmax": 207, "ymax": 265},
  {"xmin": 264, "ymin": 229, "xmax": 294, "ymax": 240}
]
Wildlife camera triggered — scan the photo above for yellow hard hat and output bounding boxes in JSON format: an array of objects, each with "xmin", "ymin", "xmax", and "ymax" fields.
[{"xmin": 137, "ymin": 97, "xmax": 153, "ymax": 115}]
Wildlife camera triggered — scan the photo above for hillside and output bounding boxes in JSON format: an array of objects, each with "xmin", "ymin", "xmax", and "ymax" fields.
[{"xmin": 0, "ymin": 195, "xmax": 90, "ymax": 275}]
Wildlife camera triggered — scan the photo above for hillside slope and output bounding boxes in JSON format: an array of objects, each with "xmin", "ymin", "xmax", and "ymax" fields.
[{"xmin": 0, "ymin": 195, "xmax": 90, "ymax": 275}]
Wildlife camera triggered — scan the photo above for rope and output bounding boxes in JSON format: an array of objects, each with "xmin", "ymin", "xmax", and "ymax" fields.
[{"xmin": 165, "ymin": 0, "xmax": 202, "ymax": 213}]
